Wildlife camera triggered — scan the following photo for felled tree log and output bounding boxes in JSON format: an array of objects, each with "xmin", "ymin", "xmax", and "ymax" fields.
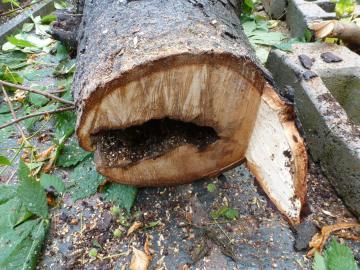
[
  {"xmin": 309, "ymin": 20, "xmax": 360, "ymax": 53},
  {"xmin": 72, "ymin": 0, "xmax": 307, "ymax": 224}
]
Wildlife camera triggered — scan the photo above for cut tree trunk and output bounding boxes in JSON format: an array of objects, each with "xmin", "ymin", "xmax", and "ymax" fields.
[
  {"xmin": 72, "ymin": 0, "xmax": 307, "ymax": 224},
  {"xmin": 309, "ymin": 20, "xmax": 360, "ymax": 53}
]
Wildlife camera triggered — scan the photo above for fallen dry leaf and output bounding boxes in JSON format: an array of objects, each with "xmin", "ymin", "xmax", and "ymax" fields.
[
  {"xmin": 307, "ymin": 222, "xmax": 360, "ymax": 257},
  {"xmin": 127, "ymin": 221, "xmax": 143, "ymax": 236},
  {"xmin": 130, "ymin": 247, "xmax": 151, "ymax": 270},
  {"xmin": 11, "ymin": 90, "xmax": 27, "ymax": 102},
  {"xmin": 36, "ymin": 145, "xmax": 55, "ymax": 162},
  {"xmin": 144, "ymin": 234, "xmax": 152, "ymax": 256}
]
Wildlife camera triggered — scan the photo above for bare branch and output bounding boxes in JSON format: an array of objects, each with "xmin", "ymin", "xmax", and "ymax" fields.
[
  {"xmin": 1, "ymin": 84, "xmax": 26, "ymax": 140},
  {"xmin": 0, "ymin": 106, "xmax": 75, "ymax": 130},
  {"xmin": 0, "ymin": 0, "xmax": 43, "ymax": 17},
  {"xmin": 0, "ymin": 80, "xmax": 75, "ymax": 106}
]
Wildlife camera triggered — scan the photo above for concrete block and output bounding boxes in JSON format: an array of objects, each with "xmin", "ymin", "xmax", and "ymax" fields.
[
  {"xmin": 262, "ymin": 0, "xmax": 288, "ymax": 19},
  {"xmin": 266, "ymin": 43, "xmax": 360, "ymax": 217},
  {"xmin": 0, "ymin": 0, "xmax": 55, "ymax": 45},
  {"xmin": 286, "ymin": 0, "xmax": 336, "ymax": 37}
]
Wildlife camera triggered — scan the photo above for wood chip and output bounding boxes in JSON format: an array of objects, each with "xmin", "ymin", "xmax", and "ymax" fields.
[
  {"xmin": 127, "ymin": 221, "xmax": 143, "ymax": 236},
  {"xmin": 307, "ymin": 223, "xmax": 360, "ymax": 257}
]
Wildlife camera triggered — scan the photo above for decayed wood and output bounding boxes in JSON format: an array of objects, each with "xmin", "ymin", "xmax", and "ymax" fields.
[{"xmin": 72, "ymin": 0, "xmax": 307, "ymax": 224}]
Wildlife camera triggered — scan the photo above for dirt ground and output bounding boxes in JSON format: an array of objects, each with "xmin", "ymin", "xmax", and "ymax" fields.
[{"xmin": 38, "ymin": 159, "xmax": 359, "ymax": 270}]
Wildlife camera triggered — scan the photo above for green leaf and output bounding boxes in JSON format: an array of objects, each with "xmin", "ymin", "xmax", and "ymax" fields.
[
  {"xmin": 41, "ymin": 14, "xmax": 57, "ymax": 25},
  {"xmin": 207, "ymin": 183, "xmax": 216, "ymax": 192},
  {"xmin": 0, "ymin": 51, "xmax": 28, "ymax": 70},
  {"xmin": 56, "ymin": 137, "xmax": 91, "ymax": 167},
  {"xmin": 335, "ymin": 0, "xmax": 355, "ymax": 17},
  {"xmin": 103, "ymin": 183, "xmax": 138, "ymax": 213},
  {"xmin": 54, "ymin": 0, "xmax": 69, "ymax": 9},
  {"xmin": 0, "ymin": 183, "xmax": 49, "ymax": 270},
  {"xmin": 0, "ymin": 155, "xmax": 11, "ymax": 166},
  {"xmin": 2, "ymin": 0, "xmax": 20, "ymax": 7},
  {"xmin": 27, "ymin": 85, "xmax": 49, "ymax": 107},
  {"xmin": 0, "ymin": 113, "xmax": 15, "ymax": 140},
  {"xmin": 0, "ymin": 185, "xmax": 17, "ymax": 204},
  {"xmin": 23, "ymin": 68, "xmax": 53, "ymax": 82},
  {"xmin": 68, "ymin": 156, "xmax": 105, "ymax": 201},
  {"xmin": 22, "ymin": 104, "xmax": 57, "ymax": 132},
  {"xmin": 7, "ymin": 36, "xmax": 36, "ymax": 48},
  {"xmin": 54, "ymin": 110, "xmax": 76, "ymax": 139},
  {"xmin": 22, "ymin": 23, "xmax": 35, "ymax": 33},
  {"xmin": 0, "ymin": 218, "xmax": 49, "ymax": 270},
  {"xmin": 0, "ymin": 65, "xmax": 24, "ymax": 85},
  {"xmin": 17, "ymin": 161, "xmax": 48, "ymax": 218},
  {"xmin": 324, "ymin": 239, "xmax": 358, "ymax": 270},
  {"xmin": 210, "ymin": 206, "xmax": 228, "ymax": 219},
  {"xmin": 210, "ymin": 206, "xmax": 239, "ymax": 220},
  {"xmin": 224, "ymin": 208, "xmax": 239, "ymax": 220},
  {"xmin": 53, "ymin": 58, "xmax": 76, "ymax": 77},
  {"xmin": 313, "ymin": 252, "xmax": 327, "ymax": 270},
  {"xmin": 250, "ymin": 31, "xmax": 286, "ymax": 46},
  {"xmin": 55, "ymin": 43, "xmax": 69, "ymax": 61},
  {"xmin": 40, "ymin": 174, "xmax": 65, "ymax": 193}
]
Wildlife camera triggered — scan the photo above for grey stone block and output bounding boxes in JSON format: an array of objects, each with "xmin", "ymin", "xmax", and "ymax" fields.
[
  {"xmin": 262, "ymin": 0, "xmax": 288, "ymax": 19},
  {"xmin": 286, "ymin": 0, "xmax": 336, "ymax": 37},
  {"xmin": 266, "ymin": 43, "xmax": 360, "ymax": 217},
  {"xmin": 0, "ymin": 0, "xmax": 55, "ymax": 45}
]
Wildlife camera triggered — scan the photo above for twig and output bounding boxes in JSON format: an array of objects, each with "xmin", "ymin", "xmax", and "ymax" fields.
[
  {"xmin": 0, "ymin": 0, "xmax": 43, "ymax": 17},
  {"xmin": 0, "ymin": 80, "xmax": 74, "ymax": 106},
  {"xmin": 6, "ymin": 170, "xmax": 17, "ymax": 184},
  {"xmin": 1, "ymin": 84, "xmax": 26, "ymax": 140},
  {"xmin": 0, "ymin": 106, "xmax": 75, "ymax": 130},
  {"xmin": 99, "ymin": 252, "xmax": 128, "ymax": 261}
]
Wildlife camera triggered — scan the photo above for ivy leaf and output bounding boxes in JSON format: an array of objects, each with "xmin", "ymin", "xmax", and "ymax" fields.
[
  {"xmin": 68, "ymin": 156, "xmax": 105, "ymax": 201},
  {"xmin": 0, "ymin": 155, "xmax": 11, "ymax": 166},
  {"xmin": 40, "ymin": 174, "xmax": 65, "ymax": 194},
  {"xmin": 17, "ymin": 161, "xmax": 48, "ymax": 218},
  {"xmin": 56, "ymin": 137, "xmax": 91, "ymax": 167},
  {"xmin": 103, "ymin": 183, "xmax": 138, "ymax": 212},
  {"xmin": 324, "ymin": 239, "xmax": 358, "ymax": 270}
]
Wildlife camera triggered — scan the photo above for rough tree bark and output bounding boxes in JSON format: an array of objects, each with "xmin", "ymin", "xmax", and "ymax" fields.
[{"xmin": 69, "ymin": 0, "xmax": 307, "ymax": 224}]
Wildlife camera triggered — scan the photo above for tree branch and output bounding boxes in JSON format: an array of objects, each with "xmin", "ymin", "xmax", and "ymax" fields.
[
  {"xmin": 0, "ymin": 106, "xmax": 75, "ymax": 130},
  {"xmin": 0, "ymin": 0, "xmax": 43, "ymax": 17},
  {"xmin": 1, "ymin": 84, "xmax": 26, "ymax": 140},
  {"xmin": 0, "ymin": 80, "xmax": 75, "ymax": 106}
]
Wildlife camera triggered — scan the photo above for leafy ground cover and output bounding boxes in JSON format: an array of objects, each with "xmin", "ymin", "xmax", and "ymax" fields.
[
  {"xmin": 0, "ymin": 1, "xmax": 359, "ymax": 269},
  {"xmin": 0, "ymin": 4, "xmax": 137, "ymax": 268}
]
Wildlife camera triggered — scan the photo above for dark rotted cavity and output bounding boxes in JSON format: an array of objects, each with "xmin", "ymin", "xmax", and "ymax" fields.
[
  {"xmin": 93, "ymin": 118, "xmax": 219, "ymax": 166},
  {"xmin": 320, "ymin": 52, "xmax": 343, "ymax": 63},
  {"xmin": 298, "ymin": 54, "xmax": 314, "ymax": 70}
]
